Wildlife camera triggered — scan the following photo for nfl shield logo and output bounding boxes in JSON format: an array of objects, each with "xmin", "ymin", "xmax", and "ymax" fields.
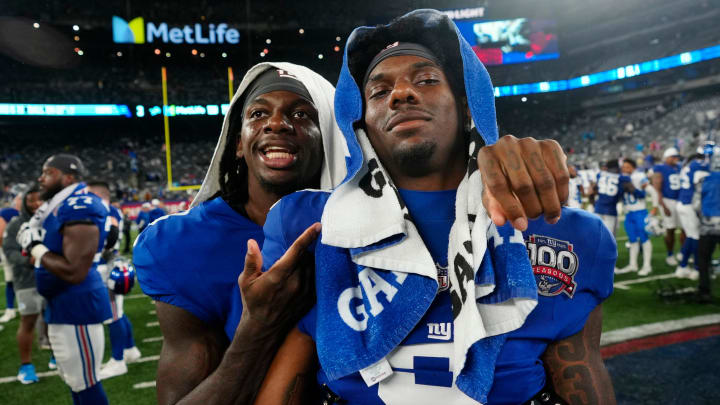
[{"xmin": 436, "ymin": 263, "xmax": 449, "ymax": 292}]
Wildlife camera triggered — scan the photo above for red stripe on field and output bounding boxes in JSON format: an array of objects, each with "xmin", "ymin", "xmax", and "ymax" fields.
[
  {"xmin": 78, "ymin": 326, "xmax": 95, "ymax": 384},
  {"xmin": 601, "ymin": 324, "xmax": 720, "ymax": 359}
]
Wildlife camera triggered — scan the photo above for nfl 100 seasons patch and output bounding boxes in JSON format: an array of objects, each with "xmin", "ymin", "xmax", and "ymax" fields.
[{"xmin": 525, "ymin": 234, "xmax": 579, "ymax": 298}]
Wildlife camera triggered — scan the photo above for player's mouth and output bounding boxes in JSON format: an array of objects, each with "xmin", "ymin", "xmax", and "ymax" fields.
[
  {"xmin": 258, "ymin": 145, "xmax": 298, "ymax": 169},
  {"xmin": 386, "ymin": 111, "xmax": 433, "ymax": 133}
]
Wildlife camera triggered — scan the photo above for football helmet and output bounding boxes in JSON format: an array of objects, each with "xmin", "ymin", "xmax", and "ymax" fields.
[
  {"xmin": 644, "ymin": 216, "xmax": 664, "ymax": 237},
  {"xmin": 108, "ymin": 258, "xmax": 135, "ymax": 295}
]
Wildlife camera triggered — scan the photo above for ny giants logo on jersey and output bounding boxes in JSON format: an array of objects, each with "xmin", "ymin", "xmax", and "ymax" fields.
[{"xmin": 526, "ymin": 234, "xmax": 579, "ymax": 298}]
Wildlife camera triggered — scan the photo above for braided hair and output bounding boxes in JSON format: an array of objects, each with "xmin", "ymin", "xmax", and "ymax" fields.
[{"xmin": 214, "ymin": 106, "xmax": 250, "ymax": 214}]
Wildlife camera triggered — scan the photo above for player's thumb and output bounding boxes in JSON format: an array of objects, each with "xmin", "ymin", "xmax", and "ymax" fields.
[{"xmin": 240, "ymin": 239, "xmax": 262, "ymax": 285}]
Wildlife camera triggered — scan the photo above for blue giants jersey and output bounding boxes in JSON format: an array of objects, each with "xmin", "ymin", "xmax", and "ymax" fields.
[
  {"xmin": 488, "ymin": 208, "xmax": 615, "ymax": 404},
  {"xmin": 267, "ymin": 191, "xmax": 616, "ymax": 404},
  {"xmin": 37, "ymin": 184, "xmax": 112, "ymax": 324},
  {"xmin": 678, "ymin": 160, "xmax": 709, "ymax": 204},
  {"xmin": 134, "ymin": 197, "xmax": 263, "ymax": 340},
  {"xmin": 593, "ymin": 171, "xmax": 626, "ymax": 215},
  {"xmin": 653, "ymin": 163, "xmax": 682, "ymax": 199}
]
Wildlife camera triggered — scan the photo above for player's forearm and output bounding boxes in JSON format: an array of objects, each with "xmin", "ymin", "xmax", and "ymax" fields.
[
  {"xmin": 39, "ymin": 251, "xmax": 91, "ymax": 284},
  {"xmin": 176, "ymin": 318, "xmax": 288, "ymax": 405}
]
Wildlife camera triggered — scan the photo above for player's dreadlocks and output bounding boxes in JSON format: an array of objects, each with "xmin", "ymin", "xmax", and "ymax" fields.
[{"xmin": 216, "ymin": 106, "xmax": 249, "ymax": 214}]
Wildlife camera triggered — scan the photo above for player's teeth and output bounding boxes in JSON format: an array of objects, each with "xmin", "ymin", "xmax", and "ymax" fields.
[{"xmin": 266, "ymin": 152, "xmax": 292, "ymax": 160}]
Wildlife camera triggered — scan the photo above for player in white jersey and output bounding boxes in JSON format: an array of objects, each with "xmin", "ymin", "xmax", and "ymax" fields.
[
  {"xmin": 567, "ymin": 164, "xmax": 584, "ymax": 209},
  {"xmin": 616, "ymin": 159, "xmax": 654, "ymax": 276}
]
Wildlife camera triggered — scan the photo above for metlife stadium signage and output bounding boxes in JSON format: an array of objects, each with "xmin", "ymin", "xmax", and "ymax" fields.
[{"xmin": 112, "ymin": 16, "xmax": 240, "ymax": 44}]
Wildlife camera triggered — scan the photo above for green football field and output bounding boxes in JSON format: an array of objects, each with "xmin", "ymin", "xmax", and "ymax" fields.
[{"xmin": 0, "ymin": 228, "xmax": 718, "ymax": 404}]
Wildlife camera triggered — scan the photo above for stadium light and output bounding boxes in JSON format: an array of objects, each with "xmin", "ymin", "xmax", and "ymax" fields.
[
  {"xmin": 200, "ymin": 52, "xmax": 205, "ymax": 58},
  {"xmin": 221, "ymin": 52, "xmax": 227, "ymax": 58},
  {"xmin": 154, "ymin": 48, "xmax": 161, "ymax": 55},
  {"xmin": 72, "ymin": 24, "xmax": 79, "ymax": 31},
  {"xmin": 116, "ymin": 51, "xmax": 122, "ymax": 57},
  {"xmin": 260, "ymin": 52, "xmax": 265, "ymax": 57},
  {"xmin": 74, "ymin": 35, "xmax": 80, "ymax": 41},
  {"xmin": 334, "ymin": 46, "xmax": 340, "ymax": 52},
  {"xmin": 521, "ymin": 96, "xmax": 527, "ymax": 102},
  {"xmin": 77, "ymin": 50, "xmax": 84, "ymax": 56},
  {"xmin": 336, "ymin": 36, "xmax": 341, "ymax": 41},
  {"xmin": 299, "ymin": 28, "xmax": 305, "ymax": 34},
  {"xmin": 165, "ymin": 52, "xmax": 171, "ymax": 57},
  {"xmin": 33, "ymin": 22, "xmax": 40, "ymax": 29},
  {"xmin": 266, "ymin": 38, "xmax": 271, "ymax": 44},
  {"xmin": 318, "ymin": 53, "xmax": 323, "ymax": 59},
  {"xmin": 263, "ymin": 48, "xmax": 268, "ymax": 54},
  {"xmin": 191, "ymin": 49, "xmax": 198, "ymax": 55}
]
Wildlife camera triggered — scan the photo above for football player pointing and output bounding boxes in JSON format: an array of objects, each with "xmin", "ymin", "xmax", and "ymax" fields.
[{"xmin": 17, "ymin": 154, "xmax": 112, "ymax": 405}]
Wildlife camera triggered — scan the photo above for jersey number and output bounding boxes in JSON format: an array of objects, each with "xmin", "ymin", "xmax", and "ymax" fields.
[
  {"xmin": 598, "ymin": 175, "xmax": 618, "ymax": 196},
  {"xmin": 668, "ymin": 174, "xmax": 681, "ymax": 190}
]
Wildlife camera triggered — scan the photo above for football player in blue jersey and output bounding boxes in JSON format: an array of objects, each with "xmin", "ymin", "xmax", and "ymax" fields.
[
  {"xmin": 16, "ymin": 154, "xmax": 112, "ymax": 405},
  {"xmin": 86, "ymin": 181, "xmax": 141, "ymax": 379},
  {"xmin": 652, "ymin": 147, "xmax": 685, "ymax": 266},
  {"xmin": 696, "ymin": 146, "xmax": 720, "ymax": 303},
  {"xmin": 592, "ymin": 159, "xmax": 627, "ymax": 235},
  {"xmin": 615, "ymin": 159, "xmax": 654, "ymax": 276},
  {"xmin": 254, "ymin": 9, "xmax": 614, "ymax": 405},
  {"xmin": 135, "ymin": 202, "xmax": 151, "ymax": 233},
  {"xmin": 675, "ymin": 151, "xmax": 710, "ymax": 280},
  {"xmin": 133, "ymin": 63, "xmax": 345, "ymax": 405},
  {"xmin": 148, "ymin": 199, "xmax": 166, "ymax": 223}
]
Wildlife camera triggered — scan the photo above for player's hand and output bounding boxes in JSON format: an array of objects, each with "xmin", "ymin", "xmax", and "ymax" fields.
[
  {"xmin": 237, "ymin": 223, "xmax": 320, "ymax": 332},
  {"xmin": 16, "ymin": 222, "xmax": 45, "ymax": 252},
  {"xmin": 478, "ymin": 135, "xmax": 569, "ymax": 231}
]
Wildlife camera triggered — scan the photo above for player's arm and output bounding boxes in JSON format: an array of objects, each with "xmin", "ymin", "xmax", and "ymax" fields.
[
  {"xmin": 39, "ymin": 223, "xmax": 99, "ymax": 284},
  {"xmin": 541, "ymin": 305, "xmax": 616, "ymax": 405},
  {"xmin": 155, "ymin": 302, "xmax": 229, "ymax": 405},
  {"xmin": 0, "ymin": 217, "xmax": 8, "ymax": 245},
  {"xmin": 479, "ymin": 136, "xmax": 569, "ymax": 230},
  {"xmin": 651, "ymin": 172, "xmax": 668, "ymax": 215},
  {"xmin": 169, "ymin": 224, "xmax": 319, "ymax": 405},
  {"xmin": 254, "ymin": 327, "xmax": 318, "ymax": 405}
]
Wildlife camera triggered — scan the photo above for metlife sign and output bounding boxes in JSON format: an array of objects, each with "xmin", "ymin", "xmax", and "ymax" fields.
[{"xmin": 112, "ymin": 16, "xmax": 240, "ymax": 44}]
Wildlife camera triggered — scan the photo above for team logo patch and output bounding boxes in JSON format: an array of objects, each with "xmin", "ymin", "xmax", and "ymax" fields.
[
  {"xmin": 436, "ymin": 262, "xmax": 449, "ymax": 292},
  {"xmin": 526, "ymin": 234, "xmax": 579, "ymax": 298},
  {"xmin": 276, "ymin": 69, "xmax": 298, "ymax": 79}
]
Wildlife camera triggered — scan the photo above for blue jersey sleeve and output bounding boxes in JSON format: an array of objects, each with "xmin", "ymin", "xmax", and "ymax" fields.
[
  {"xmin": 133, "ymin": 226, "xmax": 213, "ymax": 323},
  {"xmin": 556, "ymin": 213, "xmax": 616, "ymax": 339},
  {"xmin": 0, "ymin": 208, "xmax": 18, "ymax": 223},
  {"xmin": 261, "ymin": 191, "xmax": 328, "ymax": 270},
  {"xmin": 56, "ymin": 196, "xmax": 106, "ymax": 226}
]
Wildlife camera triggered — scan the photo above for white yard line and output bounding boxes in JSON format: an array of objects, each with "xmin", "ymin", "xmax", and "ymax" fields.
[
  {"xmin": 133, "ymin": 380, "xmax": 156, "ymax": 389},
  {"xmin": 142, "ymin": 336, "xmax": 163, "ymax": 343},
  {"xmin": 146, "ymin": 321, "xmax": 159, "ymax": 327},
  {"xmin": 125, "ymin": 293, "xmax": 149, "ymax": 301},
  {"xmin": 148, "ymin": 310, "xmax": 156, "ymax": 315},
  {"xmin": 0, "ymin": 370, "xmax": 58, "ymax": 384},
  {"xmin": 601, "ymin": 314, "xmax": 720, "ymax": 346},
  {"xmin": 613, "ymin": 273, "xmax": 678, "ymax": 290},
  {"xmin": 135, "ymin": 355, "xmax": 160, "ymax": 363}
]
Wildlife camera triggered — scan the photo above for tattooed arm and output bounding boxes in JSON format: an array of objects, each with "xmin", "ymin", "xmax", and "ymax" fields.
[
  {"xmin": 541, "ymin": 305, "xmax": 616, "ymax": 405},
  {"xmin": 254, "ymin": 327, "xmax": 318, "ymax": 405}
]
